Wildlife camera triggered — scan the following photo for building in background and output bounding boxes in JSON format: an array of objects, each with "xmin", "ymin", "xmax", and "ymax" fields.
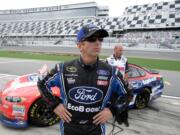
[{"xmin": 0, "ymin": 2, "xmax": 109, "ymax": 21}]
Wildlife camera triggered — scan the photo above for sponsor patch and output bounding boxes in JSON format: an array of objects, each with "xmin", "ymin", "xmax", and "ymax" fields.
[
  {"xmin": 116, "ymin": 66, "xmax": 125, "ymax": 71},
  {"xmin": 66, "ymin": 66, "xmax": 77, "ymax": 73},
  {"xmin": 98, "ymin": 76, "xmax": 108, "ymax": 80},
  {"xmin": 79, "ymin": 120, "xmax": 88, "ymax": 124},
  {"xmin": 64, "ymin": 74, "xmax": 78, "ymax": 77},
  {"xmin": 109, "ymin": 59, "xmax": 114, "ymax": 65},
  {"xmin": 12, "ymin": 105, "xmax": 25, "ymax": 116},
  {"xmin": 97, "ymin": 80, "xmax": 108, "ymax": 86},
  {"xmin": 67, "ymin": 78, "xmax": 76, "ymax": 84},
  {"xmin": 67, "ymin": 103, "xmax": 100, "ymax": 113},
  {"xmin": 97, "ymin": 70, "xmax": 110, "ymax": 76},
  {"xmin": 68, "ymin": 86, "xmax": 103, "ymax": 104}
]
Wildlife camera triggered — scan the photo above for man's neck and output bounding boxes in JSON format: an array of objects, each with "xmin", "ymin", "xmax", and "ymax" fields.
[
  {"xmin": 113, "ymin": 54, "xmax": 122, "ymax": 59},
  {"xmin": 80, "ymin": 54, "xmax": 98, "ymax": 65}
]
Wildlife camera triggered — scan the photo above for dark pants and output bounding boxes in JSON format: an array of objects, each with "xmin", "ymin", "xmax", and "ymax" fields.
[{"xmin": 61, "ymin": 122, "xmax": 103, "ymax": 135}]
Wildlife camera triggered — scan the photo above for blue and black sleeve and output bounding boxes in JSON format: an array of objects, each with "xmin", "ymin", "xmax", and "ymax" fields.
[{"xmin": 37, "ymin": 64, "xmax": 62, "ymax": 110}]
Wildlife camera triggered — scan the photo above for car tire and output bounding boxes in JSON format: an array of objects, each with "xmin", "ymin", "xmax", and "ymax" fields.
[
  {"xmin": 28, "ymin": 98, "xmax": 60, "ymax": 127},
  {"xmin": 135, "ymin": 88, "xmax": 150, "ymax": 109}
]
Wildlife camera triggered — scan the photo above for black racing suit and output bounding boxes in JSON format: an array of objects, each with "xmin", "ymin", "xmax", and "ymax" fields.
[{"xmin": 37, "ymin": 57, "xmax": 128, "ymax": 135}]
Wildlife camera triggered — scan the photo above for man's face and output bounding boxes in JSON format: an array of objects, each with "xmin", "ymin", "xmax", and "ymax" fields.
[
  {"xmin": 114, "ymin": 46, "xmax": 123, "ymax": 58},
  {"xmin": 78, "ymin": 36, "xmax": 103, "ymax": 57}
]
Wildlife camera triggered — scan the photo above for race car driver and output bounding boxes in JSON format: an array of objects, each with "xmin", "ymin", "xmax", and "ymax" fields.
[{"xmin": 37, "ymin": 24, "xmax": 129, "ymax": 135}]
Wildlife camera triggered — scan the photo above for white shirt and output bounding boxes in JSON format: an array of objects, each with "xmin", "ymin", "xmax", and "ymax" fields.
[{"xmin": 106, "ymin": 55, "xmax": 128, "ymax": 77}]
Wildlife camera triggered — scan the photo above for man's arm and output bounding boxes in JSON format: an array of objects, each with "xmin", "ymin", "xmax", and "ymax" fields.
[
  {"xmin": 114, "ymin": 69, "xmax": 128, "ymax": 95},
  {"xmin": 37, "ymin": 64, "xmax": 72, "ymax": 123},
  {"xmin": 109, "ymin": 68, "xmax": 130, "ymax": 126},
  {"xmin": 37, "ymin": 64, "xmax": 62, "ymax": 110},
  {"xmin": 124, "ymin": 60, "xmax": 129, "ymax": 81},
  {"xmin": 108, "ymin": 69, "xmax": 127, "ymax": 113}
]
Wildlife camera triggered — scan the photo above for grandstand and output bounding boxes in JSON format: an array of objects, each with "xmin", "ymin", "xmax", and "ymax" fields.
[{"xmin": 0, "ymin": 1, "xmax": 180, "ymax": 49}]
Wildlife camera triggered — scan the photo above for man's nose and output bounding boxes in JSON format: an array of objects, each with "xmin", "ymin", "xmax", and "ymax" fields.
[{"xmin": 94, "ymin": 40, "xmax": 102, "ymax": 45}]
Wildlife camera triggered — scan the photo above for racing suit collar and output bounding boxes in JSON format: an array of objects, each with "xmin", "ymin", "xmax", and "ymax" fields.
[
  {"xmin": 113, "ymin": 54, "xmax": 121, "ymax": 60},
  {"xmin": 78, "ymin": 56, "xmax": 99, "ymax": 70}
]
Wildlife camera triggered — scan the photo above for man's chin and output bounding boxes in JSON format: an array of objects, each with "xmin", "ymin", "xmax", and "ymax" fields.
[{"xmin": 92, "ymin": 53, "xmax": 100, "ymax": 57}]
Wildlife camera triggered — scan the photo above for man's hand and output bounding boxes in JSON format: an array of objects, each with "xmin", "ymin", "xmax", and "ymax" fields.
[
  {"xmin": 93, "ymin": 108, "xmax": 113, "ymax": 125},
  {"xmin": 38, "ymin": 64, "xmax": 49, "ymax": 80},
  {"xmin": 54, "ymin": 104, "xmax": 72, "ymax": 123},
  {"xmin": 38, "ymin": 64, "xmax": 48, "ymax": 74}
]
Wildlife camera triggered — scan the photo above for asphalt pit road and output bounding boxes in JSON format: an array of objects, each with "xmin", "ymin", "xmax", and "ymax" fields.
[{"xmin": 147, "ymin": 105, "xmax": 160, "ymax": 112}]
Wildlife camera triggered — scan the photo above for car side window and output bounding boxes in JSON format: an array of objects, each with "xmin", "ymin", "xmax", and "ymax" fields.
[
  {"xmin": 128, "ymin": 66, "xmax": 146, "ymax": 78},
  {"xmin": 128, "ymin": 66, "xmax": 141, "ymax": 78},
  {"xmin": 138, "ymin": 68, "xmax": 146, "ymax": 76}
]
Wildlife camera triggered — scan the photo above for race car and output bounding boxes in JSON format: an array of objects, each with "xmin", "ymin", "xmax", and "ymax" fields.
[
  {"xmin": 128, "ymin": 64, "xmax": 164, "ymax": 109},
  {"xmin": 0, "ymin": 74, "xmax": 60, "ymax": 128},
  {"xmin": 0, "ymin": 63, "xmax": 164, "ymax": 128}
]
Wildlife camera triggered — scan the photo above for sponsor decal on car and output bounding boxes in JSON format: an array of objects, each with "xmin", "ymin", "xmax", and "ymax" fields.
[
  {"xmin": 14, "ymin": 116, "xmax": 25, "ymax": 120},
  {"xmin": 12, "ymin": 105, "xmax": 25, "ymax": 116},
  {"xmin": 142, "ymin": 77, "xmax": 156, "ymax": 85},
  {"xmin": 66, "ymin": 66, "xmax": 77, "ymax": 73},
  {"xmin": 129, "ymin": 80, "xmax": 143, "ymax": 89},
  {"xmin": 3, "ymin": 104, "xmax": 9, "ymax": 109},
  {"xmin": 10, "ymin": 81, "xmax": 36, "ymax": 89},
  {"xmin": 68, "ymin": 86, "xmax": 103, "ymax": 104},
  {"xmin": 152, "ymin": 85, "xmax": 161, "ymax": 93},
  {"xmin": 28, "ymin": 74, "xmax": 39, "ymax": 82}
]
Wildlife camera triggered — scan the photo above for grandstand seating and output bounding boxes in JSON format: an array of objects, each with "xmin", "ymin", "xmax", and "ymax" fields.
[
  {"xmin": 123, "ymin": 0, "xmax": 180, "ymax": 28},
  {"xmin": 0, "ymin": 1, "xmax": 180, "ymax": 35},
  {"xmin": 0, "ymin": 0, "xmax": 180, "ymax": 49}
]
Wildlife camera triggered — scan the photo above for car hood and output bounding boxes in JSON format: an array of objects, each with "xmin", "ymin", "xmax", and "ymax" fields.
[
  {"xmin": 2, "ymin": 73, "xmax": 38, "ymax": 95},
  {"xmin": 2, "ymin": 73, "xmax": 60, "ymax": 97}
]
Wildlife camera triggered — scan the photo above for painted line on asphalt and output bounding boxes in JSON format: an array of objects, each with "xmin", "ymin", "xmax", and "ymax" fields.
[
  {"xmin": 164, "ymin": 80, "xmax": 171, "ymax": 86},
  {"xmin": 0, "ymin": 60, "xmax": 37, "ymax": 64},
  {"xmin": 0, "ymin": 73, "xmax": 19, "ymax": 78},
  {"xmin": 162, "ymin": 95, "xmax": 180, "ymax": 100},
  {"xmin": 0, "ymin": 75, "xmax": 15, "ymax": 79},
  {"xmin": 0, "ymin": 75, "xmax": 19, "ymax": 79}
]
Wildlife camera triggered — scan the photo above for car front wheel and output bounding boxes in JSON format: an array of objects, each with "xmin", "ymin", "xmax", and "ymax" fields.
[
  {"xmin": 28, "ymin": 98, "xmax": 60, "ymax": 127},
  {"xmin": 135, "ymin": 88, "xmax": 150, "ymax": 109}
]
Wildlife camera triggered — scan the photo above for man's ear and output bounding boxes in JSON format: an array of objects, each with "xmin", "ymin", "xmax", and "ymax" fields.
[
  {"xmin": 77, "ymin": 43, "xmax": 80, "ymax": 48},
  {"xmin": 77, "ymin": 42, "xmax": 83, "ymax": 52}
]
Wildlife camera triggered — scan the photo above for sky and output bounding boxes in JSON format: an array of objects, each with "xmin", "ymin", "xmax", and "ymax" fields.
[{"xmin": 0, "ymin": 0, "xmax": 174, "ymax": 17}]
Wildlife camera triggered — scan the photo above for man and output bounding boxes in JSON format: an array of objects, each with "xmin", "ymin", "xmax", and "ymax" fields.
[
  {"xmin": 37, "ymin": 24, "xmax": 128, "ymax": 135},
  {"xmin": 106, "ymin": 45, "xmax": 133, "ymax": 122},
  {"xmin": 106, "ymin": 45, "xmax": 129, "ymax": 81}
]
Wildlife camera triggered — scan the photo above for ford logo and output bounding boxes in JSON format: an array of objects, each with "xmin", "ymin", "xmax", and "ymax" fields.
[
  {"xmin": 129, "ymin": 81, "xmax": 143, "ymax": 89},
  {"xmin": 68, "ymin": 86, "xmax": 103, "ymax": 104},
  {"xmin": 97, "ymin": 70, "xmax": 110, "ymax": 76}
]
